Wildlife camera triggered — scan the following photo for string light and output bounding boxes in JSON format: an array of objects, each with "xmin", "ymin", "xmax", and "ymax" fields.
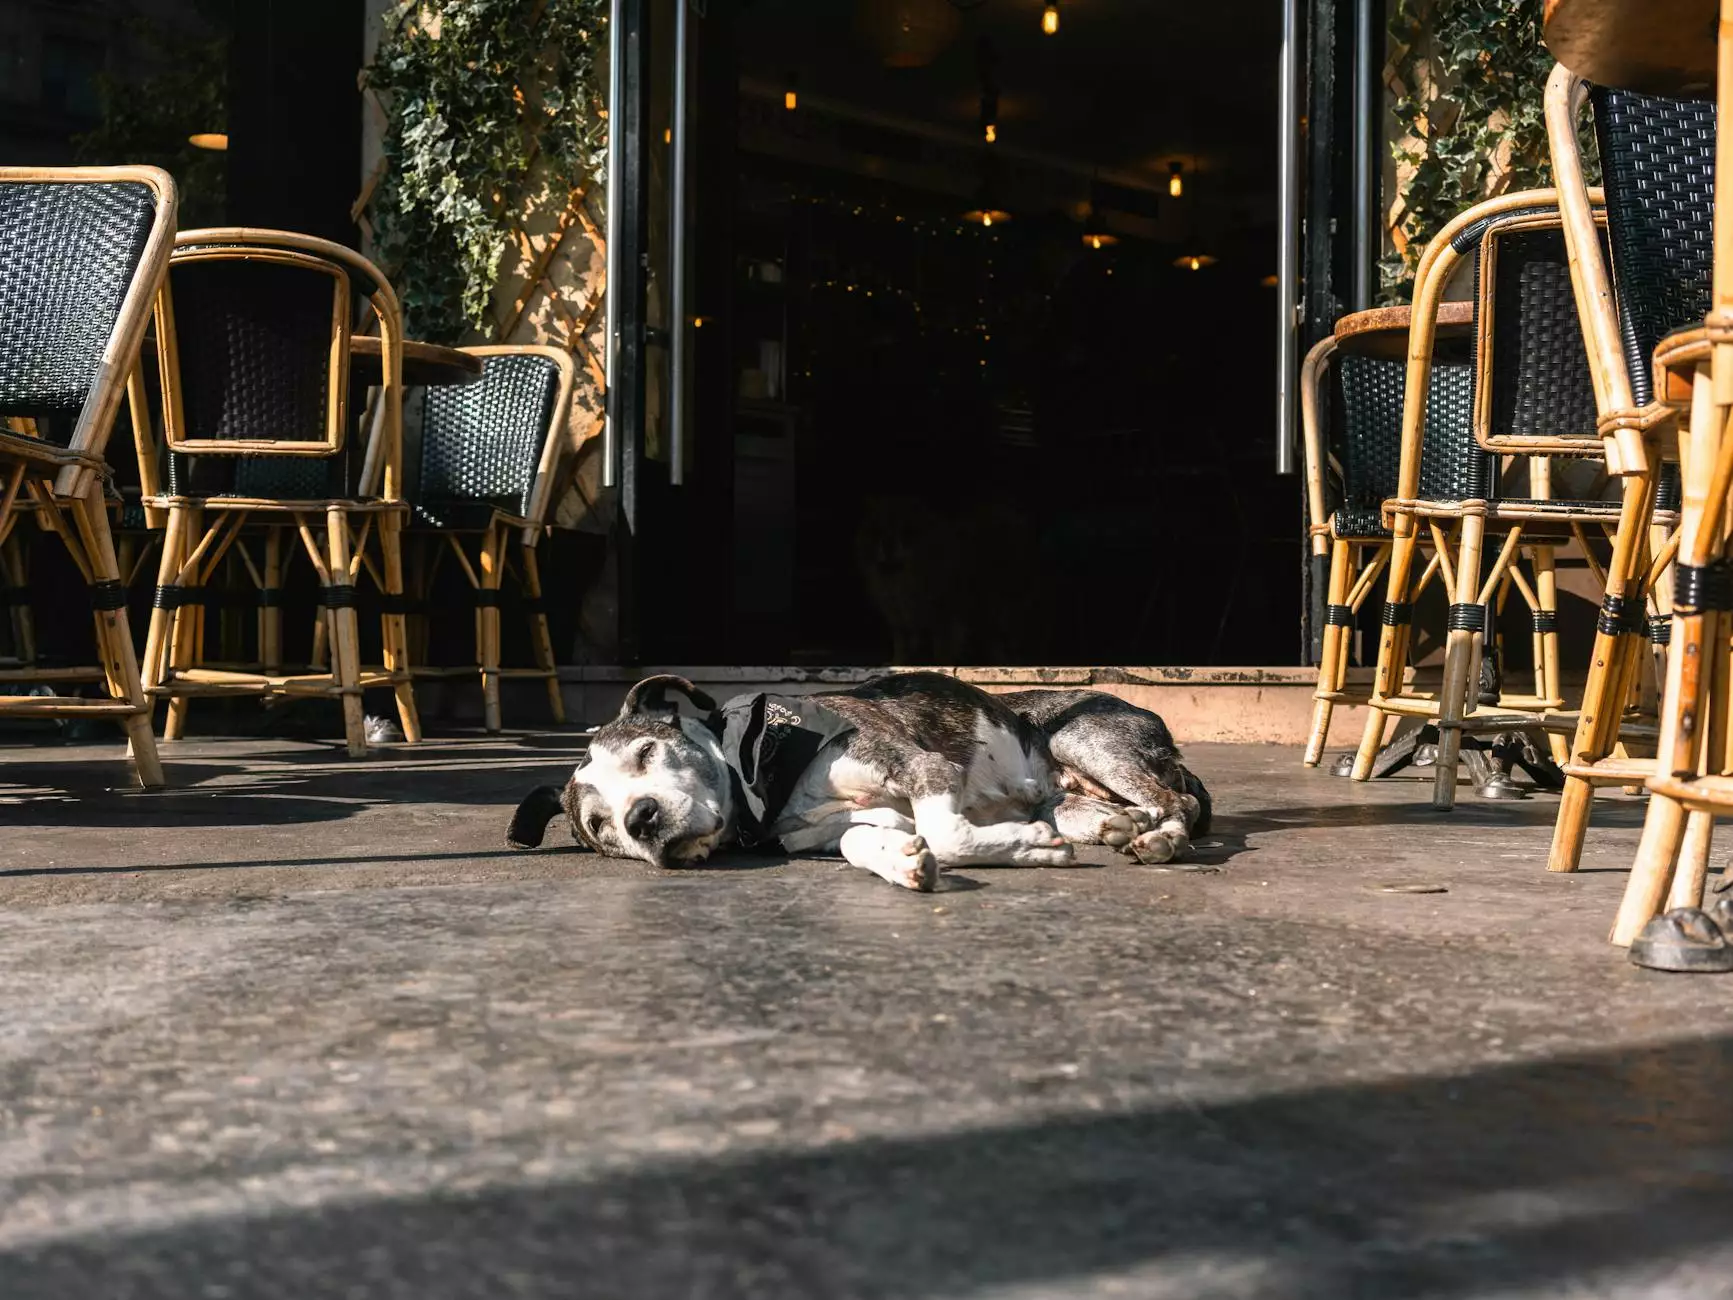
[
  {"xmin": 784, "ymin": 72, "xmax": 798, "ymax": 111},
  {"xmin": 1174, "ymin": 253, "xmax": 1218, "ymax": 271},
  {"xmin": 1042, "ymin": 3, "xmax": 1059, "ymax": 35},
  {"xmin": 1168, "ymin": 161, "xmax": 1184, "ymax": 198}
]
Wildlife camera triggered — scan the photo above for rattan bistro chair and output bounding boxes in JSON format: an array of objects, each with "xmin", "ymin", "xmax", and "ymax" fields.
[
  {"xmin": 0, "ymin": 166, "xmax": 176, "ymax": 787},
  {"xmin": 1351, "ymin": 191, "xmax": 1679, "ymax": 810},
  {"xmin": 1542, "ymin": 69, "xmax": 1709, "ymax": 875},
  {"xmin": 136, "ymin": 228, "xmax": 419, "ymax": 757},
  {"xmin": 406, "ymin": 345, "xmax": 575, "ymax": 732},
  {"xmin": 1301, "ymin": 306, "xmax": 1470, "ymax": 765}
]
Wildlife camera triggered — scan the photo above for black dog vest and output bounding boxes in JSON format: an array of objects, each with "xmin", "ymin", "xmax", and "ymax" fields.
[{"xmin": 718, "ymin": 692, "xmax": 856, "ymax": 850}]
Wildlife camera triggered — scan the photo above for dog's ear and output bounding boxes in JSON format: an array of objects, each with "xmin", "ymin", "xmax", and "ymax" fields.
[
  {"xmin": 620, "ymin": 674, "xmax": 720, "ymax": 720},
  {"xmin": 507, "ymin": 785, "xmax": 569, "ymax": 850}
]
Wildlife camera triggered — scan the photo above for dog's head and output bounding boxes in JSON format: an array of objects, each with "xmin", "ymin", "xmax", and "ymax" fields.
[{"xmin": 508, "ymin": 676, "xmax": 735, "ymax": 868}]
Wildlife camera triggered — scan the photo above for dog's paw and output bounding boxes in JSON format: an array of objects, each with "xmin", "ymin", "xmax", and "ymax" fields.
[
  {"xmin": 1010, "ymin": 842, "xmax": 1077, "ymax": 868},
  {"xmin": 1099, "ymin": 808, "xmax": 1155, "ymax": 849},
  {"xmin": 892, "ymin": 835, "xmax": 939, "ymax": 892},
  {"xmin": 1128, "ymin": 828, "xmax": 1191, "ymax": 866},
  {"xmin": 1010, "ymin": 821, "xmax": 1069, "ymax": 850}
]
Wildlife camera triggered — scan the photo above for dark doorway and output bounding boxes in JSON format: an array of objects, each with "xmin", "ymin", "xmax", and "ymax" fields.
[{"xmin": 620, "ymin": 0, "xmax": 1293, "ymax": 666}]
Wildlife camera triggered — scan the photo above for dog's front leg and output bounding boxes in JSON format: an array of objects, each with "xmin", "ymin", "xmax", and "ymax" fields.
[{"xmin": 839, "ymin": 825, "xmax": 939, "ymax": 891}]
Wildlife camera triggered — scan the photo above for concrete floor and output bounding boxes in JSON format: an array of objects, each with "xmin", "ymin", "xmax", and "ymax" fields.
[{"xmin": 3, "ymin": 731, "xmax": 1733, "ymax": 1299}]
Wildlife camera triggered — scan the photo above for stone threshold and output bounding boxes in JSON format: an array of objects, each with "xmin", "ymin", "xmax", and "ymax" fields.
[{"xmin": 549, "ymin": 666, "xmax": 1384, "ymax": 746}]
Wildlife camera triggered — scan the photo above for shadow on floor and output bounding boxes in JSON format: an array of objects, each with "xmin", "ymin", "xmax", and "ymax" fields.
[
  {"xmin": 5, "ymin": 1030, "xmax": 1731, "ymax": 1298},
  {"xmin": 1, "ymin": 736, "xmax": 591, "ymax": 829}
]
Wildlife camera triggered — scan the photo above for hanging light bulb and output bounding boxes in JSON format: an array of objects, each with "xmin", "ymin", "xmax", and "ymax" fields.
[
  {"xmin": 784, "ymin": 73, "xmax": 798, "ymax": 111},
  {"xmin": 1080, "ymin": 193, "xmax": 1118, "ymax": 249},
  {"xmin": 1169, "ymin": 161, "xmax": 1184, "ymax": 198},
  {"xmin": 1042, "ymin": 3, "xmax": 1059, "ymax": 35},
  {"xmin": 984, "ymin": 121, "xmax": 997, "ymax": 144},
  {"xmin": 1173, "ymin": 252, "xmax": 1218, "ymax": 270}
]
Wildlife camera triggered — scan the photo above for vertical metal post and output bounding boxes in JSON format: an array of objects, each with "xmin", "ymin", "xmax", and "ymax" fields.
[
  {"xmin": 1276, "ymin": 0, "xmax": 1301, "ymax": 475},
  {"xmin": 669, "ymin": 0, "xmax": 692, "ymax": 486},
  {"xmin": 602, "ymin": 0, "xmax": 624, "ymax": 489},
  {"xmin": 1351, "ymin": 0, "xmax": 1378, "ymax": 311},
  {"xmin": 612, "ymin": 0, "xmax": 651, "ymax": 662}
]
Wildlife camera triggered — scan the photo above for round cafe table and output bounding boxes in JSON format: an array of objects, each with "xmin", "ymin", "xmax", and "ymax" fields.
[
  {"xmin": 349, "ymin": 336, "xmax": 483, "ymax": 388},
  {"xmin": 1332, "ymin": 301, "xmax": 1474, "ymax": 362},
  {"xmin": 1543, "ymin": 0, "xmax": 1716, "ymax": 98}
]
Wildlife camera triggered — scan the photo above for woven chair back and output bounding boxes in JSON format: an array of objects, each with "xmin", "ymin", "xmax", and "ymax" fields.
[
  {"xmin": 416, "ymin": 352, "xmax": 562, "ymax": 526},
  {"xmin": 160, "ymin": 248, "xmax": 354, "ymax": 498},
  {"xmin": 1474, "ymin": 224, "xmax": 1603, "ymax": 446},
  {"xmin": 1334, "ymin": 354, "xmax": 1484, "ymax": 535},
  {"xmin": 0, "ymin": 180, "xmax": 158, "ymax": 442},
  {"xmin": 1590, "ymin": 86, "xmax": 1715, "ymax": 406}
]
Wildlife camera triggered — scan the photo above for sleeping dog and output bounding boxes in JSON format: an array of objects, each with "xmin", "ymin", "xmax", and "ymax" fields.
[{"xmin": 508, "ymin": 672, "xmax": 1212, "ymax": 891}]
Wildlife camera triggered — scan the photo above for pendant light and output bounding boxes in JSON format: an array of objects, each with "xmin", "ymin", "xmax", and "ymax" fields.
[
  {"xmin": 1042, "ymin": 3, "xmax": 1059, "ymax": 35},
  {"xmin": 1168, "ymin": 161, "xmax": 1184, "ymax": 198},
  {"xmin": 1079, "ymin": 180, "xmax": 1117, "ymax": 249}
]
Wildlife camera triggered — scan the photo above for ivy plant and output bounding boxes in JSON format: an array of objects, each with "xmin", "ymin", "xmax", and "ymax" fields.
[
  {"xmin": 363, "ymin": 0, "xmax": 609, "ymax": 341},
  {"xmin": 1382, "ymin": 0, "xmax": 1599, "ymax": 301}
]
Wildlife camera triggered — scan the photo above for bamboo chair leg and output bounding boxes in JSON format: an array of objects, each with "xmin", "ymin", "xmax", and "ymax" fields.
[
  {"xmin": 520, "ymin": 540, "xmax": 565, "ymax": 725},
  {"xmin": 189, "ymin": 508, "xmax": 207, "ymax": 674},
  {"xmin": 162, "ymin": 511, "xmax": 207, "ymax": 743},
  {"xmin": 143, "ymin": 507, "xmax": 188, "ymax": 694},
  {"xmin": 1351, "ymin": 526, "xmax": 1424, "ymax": 781},
  {"xmin": 325, "ymin": 507, "xmax": 367, "ymax": 758},
  {"xmin": 378, "ymin": 511, "xmax": 422, "ymax": 743},
  {"xmin": 1531, "ymin": 544, "xmax": 1569, "ymax": 764},
  {"xmin": 1547, "ymin": 470, "xmax": 1657, "ymax": 872},
  {"xmin": 69, "ymin": 486, "xmax": 162, "ymax": 789},
  {"xmin": 261, "ymin": 526, "xmax": 283, "ymax": 675},
  {"xmin": 407, "ymin": 534, "xmax": 431, "ymax": 666},
  {"xmin": 1432, "ymin": 512, "xmax": 1488, "ymax": 811},
  {"xmin": 478, "ymin": 524, "xmax": 505, "ymax": 733},
  {"xmin": 1305, "ymin": 538, "xmax": 1351, "ymax": 766},
  {"xmin": 1, "ymin": 532, "xmax": 34, "ymax": 663},
  {"xmin": 1612, "ymin": 587, "xmax": 1718, "ymax": 943}
]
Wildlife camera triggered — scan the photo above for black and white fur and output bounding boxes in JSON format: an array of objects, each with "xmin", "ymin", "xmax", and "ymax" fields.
[{"xmin": 508, "ymin": 672, "xmax": 1212, "ymax": 892}]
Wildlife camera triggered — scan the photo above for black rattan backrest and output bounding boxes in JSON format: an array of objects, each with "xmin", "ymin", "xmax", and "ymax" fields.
[
  {"xmin": 1337, "ymin": 354, "xmax": 1487, "ymax": 513},
  {"xmin": 0, "ymin": 180, "xmax": 157, "ymax": 440},
  {"xmin": 164, "ymin": 256, "xmax": 345, "ymax": 498},
  {"xmin": 417, "ymin": 352, "xmax": 562, "ymax": 519},
  {"xmin": 1589, "ymin": 86, "xmax": 1715, "ymax": 405},
  {"xmin": 1474, "ymin": 226, "xmax": 1601, "ymax": 442}
]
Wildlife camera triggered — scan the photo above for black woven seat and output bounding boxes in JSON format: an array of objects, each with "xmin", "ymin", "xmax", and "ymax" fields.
[{"xmin": 411, "ymin": 351, "xmax": 562, "ymax": 531}]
